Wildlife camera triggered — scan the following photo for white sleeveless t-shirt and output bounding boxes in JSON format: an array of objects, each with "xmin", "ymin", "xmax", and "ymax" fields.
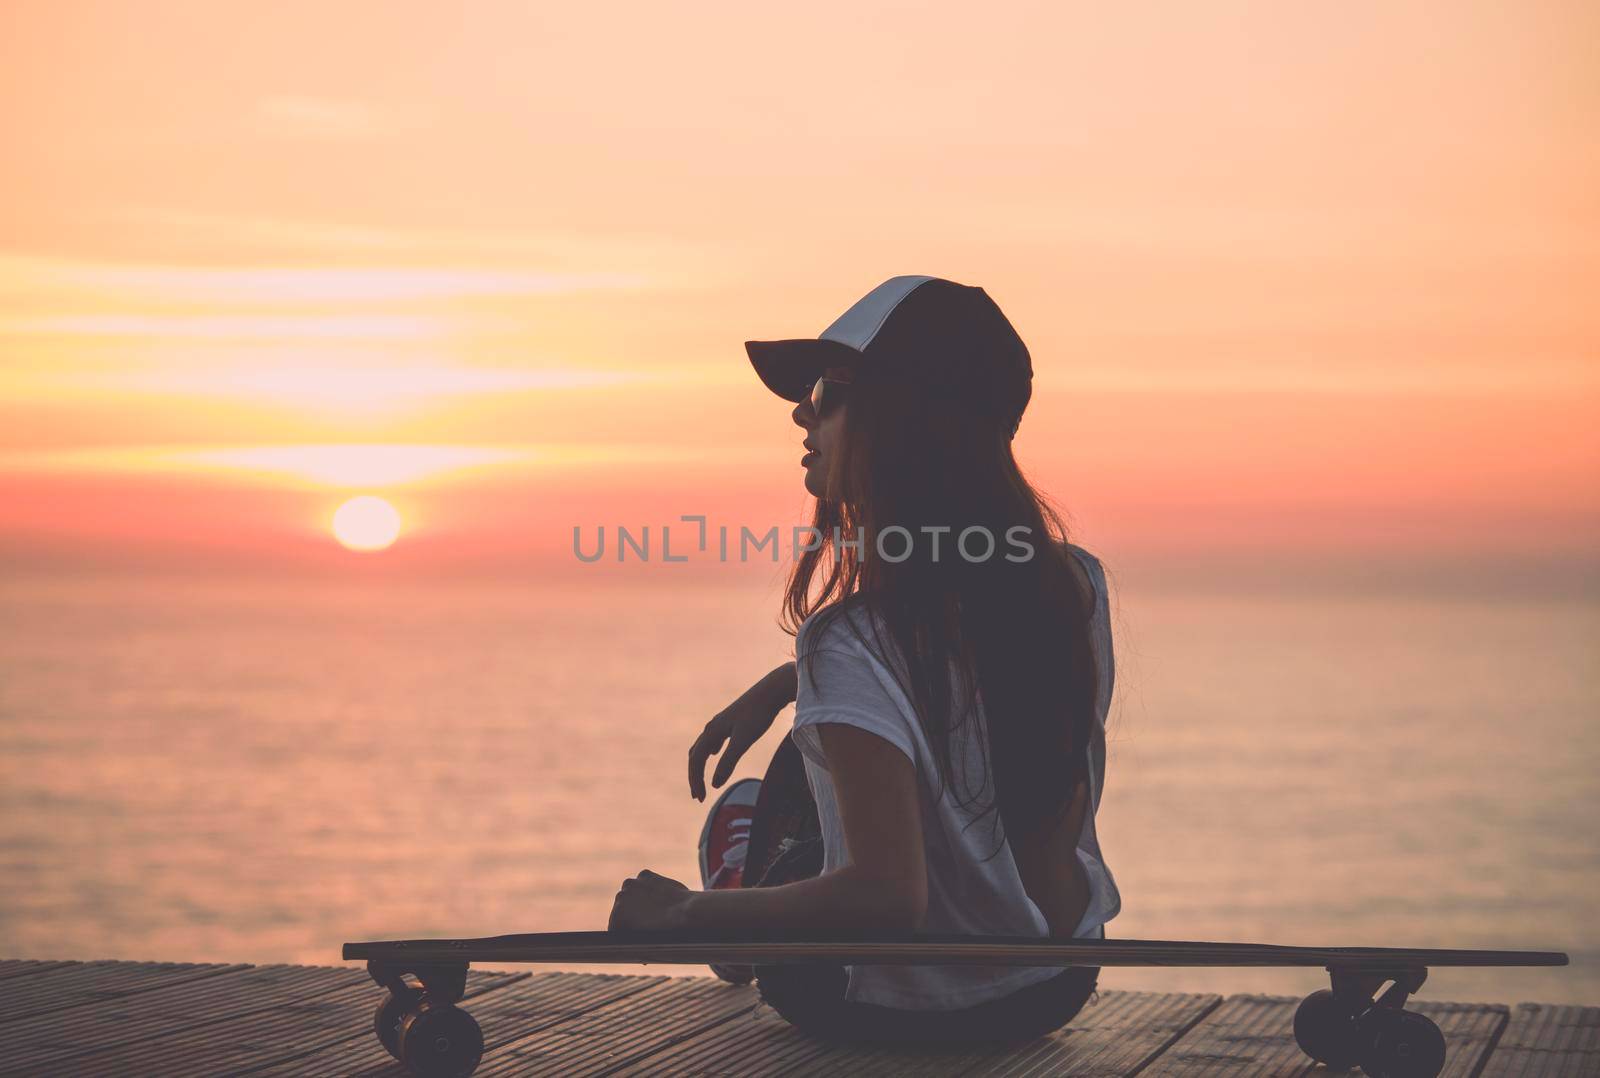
[{"xmin": 789, "ymin": 542, "xmax": 1121, "ymax": 1010}]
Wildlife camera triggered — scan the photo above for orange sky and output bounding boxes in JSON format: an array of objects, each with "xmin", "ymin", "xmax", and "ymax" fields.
[{"xmin": 1, "ymin": 1, "xmax": 1595, "ymax": 585}]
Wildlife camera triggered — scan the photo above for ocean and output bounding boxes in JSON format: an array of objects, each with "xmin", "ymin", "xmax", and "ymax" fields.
[{"xmin": 1, "ymin": 567, "xmax": 1594, "ymax": 1004}]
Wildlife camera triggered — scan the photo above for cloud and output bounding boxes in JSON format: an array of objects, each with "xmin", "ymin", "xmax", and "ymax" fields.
[
  {"xmin": 1, "ymin": 358, "xmax": 664, "ymax": 418},
  {"xmin": 0, "ymin": 255, "xmax": 650, "ymax": 304},
  {"xmin": 104, "ymin": 208, "xmax": 733, "ymax": 278},
  {"xmin": 0, "ymin": 443, "xmax": 711, "ymax": 487},
  {"xmin": 87, "ymin": 363, "xmax": 652, "ymax": 409},
  {"xmin": 0, "ymin": 313, "xmax": 461, "ymax": 339}
]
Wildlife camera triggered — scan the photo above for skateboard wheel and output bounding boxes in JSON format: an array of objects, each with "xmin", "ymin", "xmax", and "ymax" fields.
[
  {"xmin": 397, "ymin": 1000, "xmax": 484, "ymax": 1078},
  {"xmin": 374, "ymin": 986, "xmax": 421, "ymax": 1060},
  {"xmin": 1293, "ymin": 989, "xmax": 1362, "ymax": 1070},
  {"xmin": 1358, "ymin": 1008, "xmax": 1446, "ymax": 1078}
]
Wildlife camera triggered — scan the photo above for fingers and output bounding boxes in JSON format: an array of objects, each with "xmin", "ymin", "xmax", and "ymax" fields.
[
  {"xmin": 688, "ymin": 724, "xmax": 728, "ymax": 802},
  {"xmin": 609, "ymin": 874, "xmax": 639, "ymax": 931},
  {"xmin": 609, "ymin": 870, "xmax": 688, "ymax": 933},
  {"xmin": 710, "ymin": 733, "xmax": 751, "ymax": 789},
  {"xmin": 608, "ymin": 883, "xmax": 627, "ymax": 931}
]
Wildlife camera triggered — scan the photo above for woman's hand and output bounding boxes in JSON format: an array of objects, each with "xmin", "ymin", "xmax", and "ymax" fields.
[
  {"xmin": 688, "ymin": 662, "xmax": 797, "ymax": 801},
  {"xmin": 608, "ymin": 869, "xmax": 695, "ymax": 932}
]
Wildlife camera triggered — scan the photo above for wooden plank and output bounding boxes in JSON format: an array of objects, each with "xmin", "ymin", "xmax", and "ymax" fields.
[
  {"xmin": 473, "ymin": 976, "xmax": 759, "ymax": 1076},
  {"xmin": 1479, "ymin": 1002, "xmax": 1600, "ymax": 1078},
  {"xmin": 0, "ymin": 962, "xmax": 80, "ymax": 983},
  {"xmin": 1140, "ymin": 994, "xmax": 1507, "ymax": 1078},
  {"xmin": 71, "ymin": 966, "xmax": 526, "ymax": 1078},
  {"xmin": 1416, "ymin": 1001, "xmax": 1510, "ymax": 1078},
  {"xmin": 606, "ymin": 994, "xmax": 855, "ymax": 1078},
  {"xmin": 247, "ymin": 970, "xmax": 656, "ymax": 1076},
  {"xmin": 0, "ymin": 964, "xmax": 352, "ymax": 1076},
  {"xmin": 611, "ymin": 989, "xmax": 1220, "ymax": 1077},
  {"xmin": 944, "ymin": 990, "xmax": 1223, "ymax": 1078},
  {"xmin": 0, "ymin": 960, "xmax": 245, "ymax": 1023}
]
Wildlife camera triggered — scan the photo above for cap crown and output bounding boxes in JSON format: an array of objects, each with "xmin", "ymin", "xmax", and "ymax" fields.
[
  {"xmin": 829, "ymin": 276, "xmax": 1033, "ymax": 435},
  {"xmin": 818, "ymin": 275, "xmax": 940, "ymax": 351}
]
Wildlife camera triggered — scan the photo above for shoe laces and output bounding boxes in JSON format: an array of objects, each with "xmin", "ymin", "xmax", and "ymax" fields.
[
  {"xmin": 721, "ymin": 817, "xmax": 752, "ymax": 870},
  {"xmin": 707, "ymin": 816, "xmax": 751, "ymax": 888}
]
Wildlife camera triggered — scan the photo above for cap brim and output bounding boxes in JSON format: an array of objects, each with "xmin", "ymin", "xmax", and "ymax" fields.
[{"xmin": 745, "ymin": 338, "xmax": 863, "ymax": 403}]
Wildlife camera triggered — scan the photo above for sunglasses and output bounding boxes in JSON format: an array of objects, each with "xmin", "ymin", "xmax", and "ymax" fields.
[{"xmin": 809, "ymin": 376, "xmax": 852, "ymax": 418}]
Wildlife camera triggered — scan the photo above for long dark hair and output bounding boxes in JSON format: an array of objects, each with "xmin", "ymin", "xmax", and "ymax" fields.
[{"xmin": 781, "ymin": 361, "xmax": 1098, "ymax": 856}]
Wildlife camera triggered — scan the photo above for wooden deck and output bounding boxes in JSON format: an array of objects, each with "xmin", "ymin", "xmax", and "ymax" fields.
[{"xmin": 0, "ymin": 958, "xmax": 1594, "ymax": 1076}]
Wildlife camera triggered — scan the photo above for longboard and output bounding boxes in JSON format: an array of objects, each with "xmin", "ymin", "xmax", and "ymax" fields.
[
  {"xmin": 344, "ymin": 929, "xmax": 1565, "ymax": 969},
  {"xmin": 342, "ymin": 932, "xmax": 1567, "ymax": 1078}
]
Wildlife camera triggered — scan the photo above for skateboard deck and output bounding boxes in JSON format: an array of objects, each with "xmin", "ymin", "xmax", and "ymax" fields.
[
  {"xmin": 344, "ymin": 931, "xmax": 1566, "ymax": 1078},
  {"xmin": 344, "ymin": 929, "xmax": 1567, "ymax": 969}
]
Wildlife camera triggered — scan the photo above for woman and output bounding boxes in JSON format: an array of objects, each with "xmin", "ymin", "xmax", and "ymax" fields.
[{"xmin": 609, "ymin": 275, "xmax": 1121, "ymax": 1050}]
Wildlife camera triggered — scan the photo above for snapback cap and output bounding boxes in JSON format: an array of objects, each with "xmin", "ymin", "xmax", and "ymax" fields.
[{"xmin": 745, "ymin": 275, "xmax": 1033, "ymax": 437}]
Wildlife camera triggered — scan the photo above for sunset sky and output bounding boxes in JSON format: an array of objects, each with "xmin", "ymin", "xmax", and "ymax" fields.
[{"xmin": 2, "ymin": 0, "xmax": 1595, "ymax": 584}]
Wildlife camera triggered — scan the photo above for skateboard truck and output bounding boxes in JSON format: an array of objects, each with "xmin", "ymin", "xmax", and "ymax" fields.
[
  {"xmin": 1294, "ymin": 965, "xmax": 1447, "ymax": 1078},
  {"xmin": 366, "ymin": 959, "xmax": 469, "ymax": 1003},
  {"xmin": 365, "ymin": 957, "xmax": 481, "ymax": 1078},
  {"xmin": 1331, "ymin": 965, "xmax": 1427, "ymax": 1011}
]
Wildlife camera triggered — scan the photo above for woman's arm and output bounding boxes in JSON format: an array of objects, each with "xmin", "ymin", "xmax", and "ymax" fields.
[
  {"xmin": 611, "ymin": 723, "xmax": 928, "ymax": 934},
  {"xmin": 687, "ymin": 662, "xmax": 797, "ymax": 801},
  {"xmin": 768, "ymin": 661, "xmax": 798, "ymax": 703}
]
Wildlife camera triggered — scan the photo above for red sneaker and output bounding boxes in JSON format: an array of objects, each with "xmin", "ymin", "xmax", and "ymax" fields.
[{"xmin": 698, "ymin": 777, "xmax": 760, "ymax": 984}]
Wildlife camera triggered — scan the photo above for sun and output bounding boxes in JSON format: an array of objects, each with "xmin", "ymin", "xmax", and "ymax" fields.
[{"xmin": 331, "ymin": 495, "xmax": 402, "ymax": 552}]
